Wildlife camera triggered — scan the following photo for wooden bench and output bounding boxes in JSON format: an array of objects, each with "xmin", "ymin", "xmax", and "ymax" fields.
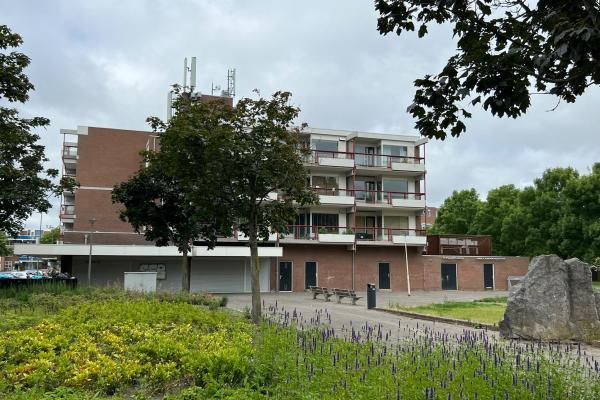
[
  {"xmin": 309, "ymin": 286, "xmax": 333, "ymax": 302},
  {"xmin": 332, "ymin": 288, "xmax": 362, "ymax": 305}
]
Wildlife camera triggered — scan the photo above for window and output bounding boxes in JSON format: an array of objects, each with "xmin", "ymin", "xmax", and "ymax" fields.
[
  {"xmin": 312, "ymin": 139, "xmax": 338, "ymax": 154},
  {"xmin": 354, "ymin": 177, "xmax": 381, "ymax": 202},
  {"xmin": 385, "ymin": 216, "xmax": 409, "ymax": 235},
  {"xmin": 312, "ymin": 176, "xmax": 339, "ymax": 195},
  {"xmin": 382, "ymin": 178, "xmax": 408, "ymax": 201},
  {"xmin": 382, "ymin": 145, "xmax": 407, "ymax": 157},
  {"xmin": 312, "ymin": 213, "xmax": 339, "ymax": 232}
]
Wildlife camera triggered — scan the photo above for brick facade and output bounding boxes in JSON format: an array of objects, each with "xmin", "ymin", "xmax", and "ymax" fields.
[{"xmin": 272, "ymin": 244, "xmax": 529, "ymax": 292}]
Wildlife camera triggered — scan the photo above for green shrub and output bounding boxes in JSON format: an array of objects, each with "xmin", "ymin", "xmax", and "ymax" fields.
[{"xmin": 0, "ymin": 300, "xmax": 253, "ymax": 396}]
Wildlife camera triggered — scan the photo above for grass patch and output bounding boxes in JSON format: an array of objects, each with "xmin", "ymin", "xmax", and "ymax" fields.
[
  {"xmin": 390, "ymin": 298, "xmax": 507, "ymax": 325},
  {"xmin": 593, "ymin": 281, "xmax": 600, "ymax": 289}
]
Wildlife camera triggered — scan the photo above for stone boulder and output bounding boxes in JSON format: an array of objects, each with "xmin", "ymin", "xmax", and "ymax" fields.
[{"xmin": 499, "ymin": 255, "xmax": 600, "ymax": 341}]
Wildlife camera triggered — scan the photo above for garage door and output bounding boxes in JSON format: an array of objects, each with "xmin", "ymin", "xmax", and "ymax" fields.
[{"xmin": 191, "ymin": 259, "xmax": 245, "ymax": 293}]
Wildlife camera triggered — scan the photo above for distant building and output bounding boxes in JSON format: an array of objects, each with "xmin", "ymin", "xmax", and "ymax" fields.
[
  {"xmin": 421, "ymin": 206, "xmax": 437, "ymax": 229},
  {"xmin": 1, "ymin": 228, "xmax": 53, "ymax": 270}
]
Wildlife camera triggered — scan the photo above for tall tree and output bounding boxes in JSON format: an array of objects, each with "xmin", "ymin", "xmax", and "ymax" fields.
[
  {"xmin": 520, "ymin": 167, "xmax": 579, "ymax": 257},
  {"xmin": 112, "ymin": 92, "xmax": 234, "ymax": 292},
  {"xmin": 429, "ymin": 189, "xmax": 482, "ymax": 234},
  {"xmin": 376, "ymin": 1, "xmax": 600, "ymax": 139},
  {"xmin": 221, "ymin": 91, "xmax": 318, "ymax": 323},
  {"xmin": 0, "ymin": 232, "xmax": 10, "ymax": 257},
  {"xmin": 40, "ymin": 227, "xmax": 60, "ymax": 244},
  {"xmin": 472, "ymin": 185, "xmax": 521, "ymax": 255},
  {"xmin": 559, "ymin": 163, "xmax": 600, "ymax": 262},
  {"xmin": 0, "ymin": 25, "xmax": 71, "ymax": 235}
]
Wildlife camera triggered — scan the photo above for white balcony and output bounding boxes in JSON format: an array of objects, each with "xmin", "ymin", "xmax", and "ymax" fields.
[
  {"xmin": 392, "ymin": 235, "xmax": 427, "ymax": 246},
  {"xmin": 318, "ymin": 233, "xmax": 355, "ymax": 244},
  {"xmin": 317, "ymin": 157, "xmax": 354, "ymax": 168},
  {"xmin": 391, "ymin": 198, "xmax": 426, "ymax": 209},
  {"xmin": 391, "ymin": 161, "xmax": 425, "ymax": 174},
  {"xmin": 318, "ymin": 194, "xmax": 354, "ymax": 206}
]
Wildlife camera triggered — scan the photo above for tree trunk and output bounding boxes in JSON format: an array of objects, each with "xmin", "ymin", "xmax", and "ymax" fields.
[
  {"xmin": 181, "ymin": 249, "xmax": 191, "ymax": 292},
  {"xmin": 249, "ymin": 226, "xmax": 261, "ymax": 324}
]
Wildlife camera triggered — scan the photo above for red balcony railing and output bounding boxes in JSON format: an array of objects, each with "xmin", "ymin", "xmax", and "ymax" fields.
[
  {"xmin": 354, "ymin": 227, "xmax": 426, "ymax": 241},
  {"xmin": 303, "ymin": 150, "xmax": 425, "ymax": 169},
  {"xmin": 352, "ymin": 189, "xmax": 425, "ymax": 204},
  {"xmin": 354, "ymin": 152, "xmax": 424, "ymax": 168},
  {"xmin": 312, "ymin": 187, "xmax": 354, "ymax": 196},
  {"xmin": 304, "ymin": 149, "xmax": 354, "ymax": 164},
  {"xmin": 281, "ymin": 225, "xmax": 352, "ymax": 240}
]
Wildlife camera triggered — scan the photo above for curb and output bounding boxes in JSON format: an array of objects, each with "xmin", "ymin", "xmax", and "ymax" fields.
[{"xmin": 375, "ymin": 307, "xmax": 499, "ymax": 331}]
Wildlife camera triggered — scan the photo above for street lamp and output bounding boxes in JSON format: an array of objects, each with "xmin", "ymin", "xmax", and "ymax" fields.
[{"xmin": 87, "ymin": 217, "xmax": 96, "ymax": 286}]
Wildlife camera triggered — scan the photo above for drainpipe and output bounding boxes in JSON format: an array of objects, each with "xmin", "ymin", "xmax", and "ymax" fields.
[
  {"xmin": 352, "ymin": 249, "xmax": 355, "ymax": 291},
  {"xmin": 404, "ymin": 235, "xmax": 411, "ymax": 296}
]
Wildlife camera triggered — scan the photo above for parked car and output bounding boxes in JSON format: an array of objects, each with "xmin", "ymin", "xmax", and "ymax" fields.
[
  {"xmin": 10, "ymin": 271, "xmax": 28, "ymax": 279},
  {"xmin": 24, "ymin": 270, "xmax": 44, "ymax": 279}
]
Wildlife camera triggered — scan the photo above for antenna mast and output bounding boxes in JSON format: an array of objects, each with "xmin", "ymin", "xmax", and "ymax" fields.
[{"xmin": 225, "ymin": 68, "xmax": 236, "ymax": 97}]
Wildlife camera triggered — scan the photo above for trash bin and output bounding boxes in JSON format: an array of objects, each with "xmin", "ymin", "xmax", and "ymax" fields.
[{"xmin": 367, "ymin": 283, "xmax": 376, "ymax": 309}]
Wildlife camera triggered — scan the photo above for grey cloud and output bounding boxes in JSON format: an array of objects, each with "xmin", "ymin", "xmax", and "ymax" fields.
[{"xmin": 2, "ymin": 0, "xmax": 598, "ymax": 228}]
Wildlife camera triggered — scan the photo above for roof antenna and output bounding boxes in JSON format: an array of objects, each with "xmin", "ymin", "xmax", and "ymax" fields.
[
  {"xmin": 190, "ymin": 56, "xmax": 197, "ymax": 93},
  {"xmin": 183, "ymin": 57, "xmax": 188, "ymax": 90}
]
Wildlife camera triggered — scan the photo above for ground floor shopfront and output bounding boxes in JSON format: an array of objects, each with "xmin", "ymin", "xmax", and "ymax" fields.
[
  {"xmin": 14, "ymin": 243, "xmax": 529, "ymax": 293},
  {"xmin": 271, "ymin": 244, "xmax": 530, "ymax": 293}
]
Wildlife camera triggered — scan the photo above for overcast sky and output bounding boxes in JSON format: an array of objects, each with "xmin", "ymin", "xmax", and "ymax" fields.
[{"xmin": 3, "ymin": 0, "xmax": 600, "ymax": 230}]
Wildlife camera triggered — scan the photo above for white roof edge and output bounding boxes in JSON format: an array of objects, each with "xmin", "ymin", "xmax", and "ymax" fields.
[
  {"xmin": 14, "ymin": 244, "xmax": 282, "ymax": 258},
  {"xmin": 303, "ymin": 127, "xmax": 424, "ymax": 143},
  {"xmin": 60, "ymin": 126, "xmax": 89, "ymax": 136}
]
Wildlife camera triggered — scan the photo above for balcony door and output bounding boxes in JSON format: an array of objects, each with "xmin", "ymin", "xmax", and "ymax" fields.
[
  {"xmin": 355, "ymin": 178, "xmax": 379, "ymax": 203},
  {"xmin": 365, "ymin": 146, "xmax": 376, "ymax": 166},
  {"xmin": 356, "ymin": 216, "xmax": 376, "ymax": 240},
  {"xmin": 312, "ymin": 213, "xmax": 339, "ymax": 234}
]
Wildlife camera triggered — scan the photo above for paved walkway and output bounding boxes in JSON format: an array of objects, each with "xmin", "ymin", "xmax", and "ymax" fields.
[{"xmin": 226, "ymin": 291, "xmax": 600, "ymax": 360}]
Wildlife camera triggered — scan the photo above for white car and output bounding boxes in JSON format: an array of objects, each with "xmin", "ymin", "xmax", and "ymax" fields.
[{"xmin": 10, "ymin": 271, "xmax": 28, "ymax": 279}]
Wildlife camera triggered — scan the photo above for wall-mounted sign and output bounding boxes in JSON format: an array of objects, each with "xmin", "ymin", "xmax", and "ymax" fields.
[{"xmin": 139, "ymin": 263, "xmax": 166, "ymax": 280}]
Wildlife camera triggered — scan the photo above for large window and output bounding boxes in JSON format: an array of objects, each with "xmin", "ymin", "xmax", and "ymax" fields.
[
  {"xmin": 312, "ymin": 176, "xmax": 339, "ymax": 195},
  {"xmin": 382, "ymin": 178, "xmax": 409, "ymax": 201},
  {"xmin": 354, "ymin": 177, "xmax": 382, "ymax": 202},
  {"xmin": 312, "ymin": 213, "xmax": 339, "ymax": 232},
  {"xmin": 382, "ymin": 145, "xmax": 407, "ymax": 157},
  {"xmin": 312, "ymin": 139, "xmax": 338, "ymax": 155},
  {"xmin": 385, "ymin": 216, "xmax": 409, "ymax": 236}
]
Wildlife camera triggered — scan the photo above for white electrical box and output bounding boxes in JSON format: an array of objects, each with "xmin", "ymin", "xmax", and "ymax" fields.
[{"xmin": 124, "ymin": 272, "xmax": 157, "ymax": 292}]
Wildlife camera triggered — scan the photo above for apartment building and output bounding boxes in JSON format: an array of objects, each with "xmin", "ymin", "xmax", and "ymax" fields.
[{"xmin": 14, "ymin": 124, "xmax": 529, "ymax": 292}]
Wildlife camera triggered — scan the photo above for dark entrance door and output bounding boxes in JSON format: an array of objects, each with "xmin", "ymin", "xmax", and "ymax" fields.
[
  {"xmin": 483, "ymin": 263, "xmax": 494, "ymax": 289},
  {"xmin": 305, "ymin": 262, "xmax": 317, "ymax": 289},
  {"xmin": 279, "ymin": 261, "xmax": 292, "ymax": 292},
  {"xmin": 379, "ymin": 262, "xmax": 390, "ymax": 289},
  {"xmin": 441, "ymin": 263, "xmax": 457, "ymax": 290}
]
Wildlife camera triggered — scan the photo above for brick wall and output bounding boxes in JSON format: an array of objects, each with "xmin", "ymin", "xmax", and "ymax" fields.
[
  {"xmin": 273, "ymin": 244, "xmax": 530, "ymax": 292},
  {"xmin": 67, "ymin": 127, "xmax": 153, "ymax": 244}
]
